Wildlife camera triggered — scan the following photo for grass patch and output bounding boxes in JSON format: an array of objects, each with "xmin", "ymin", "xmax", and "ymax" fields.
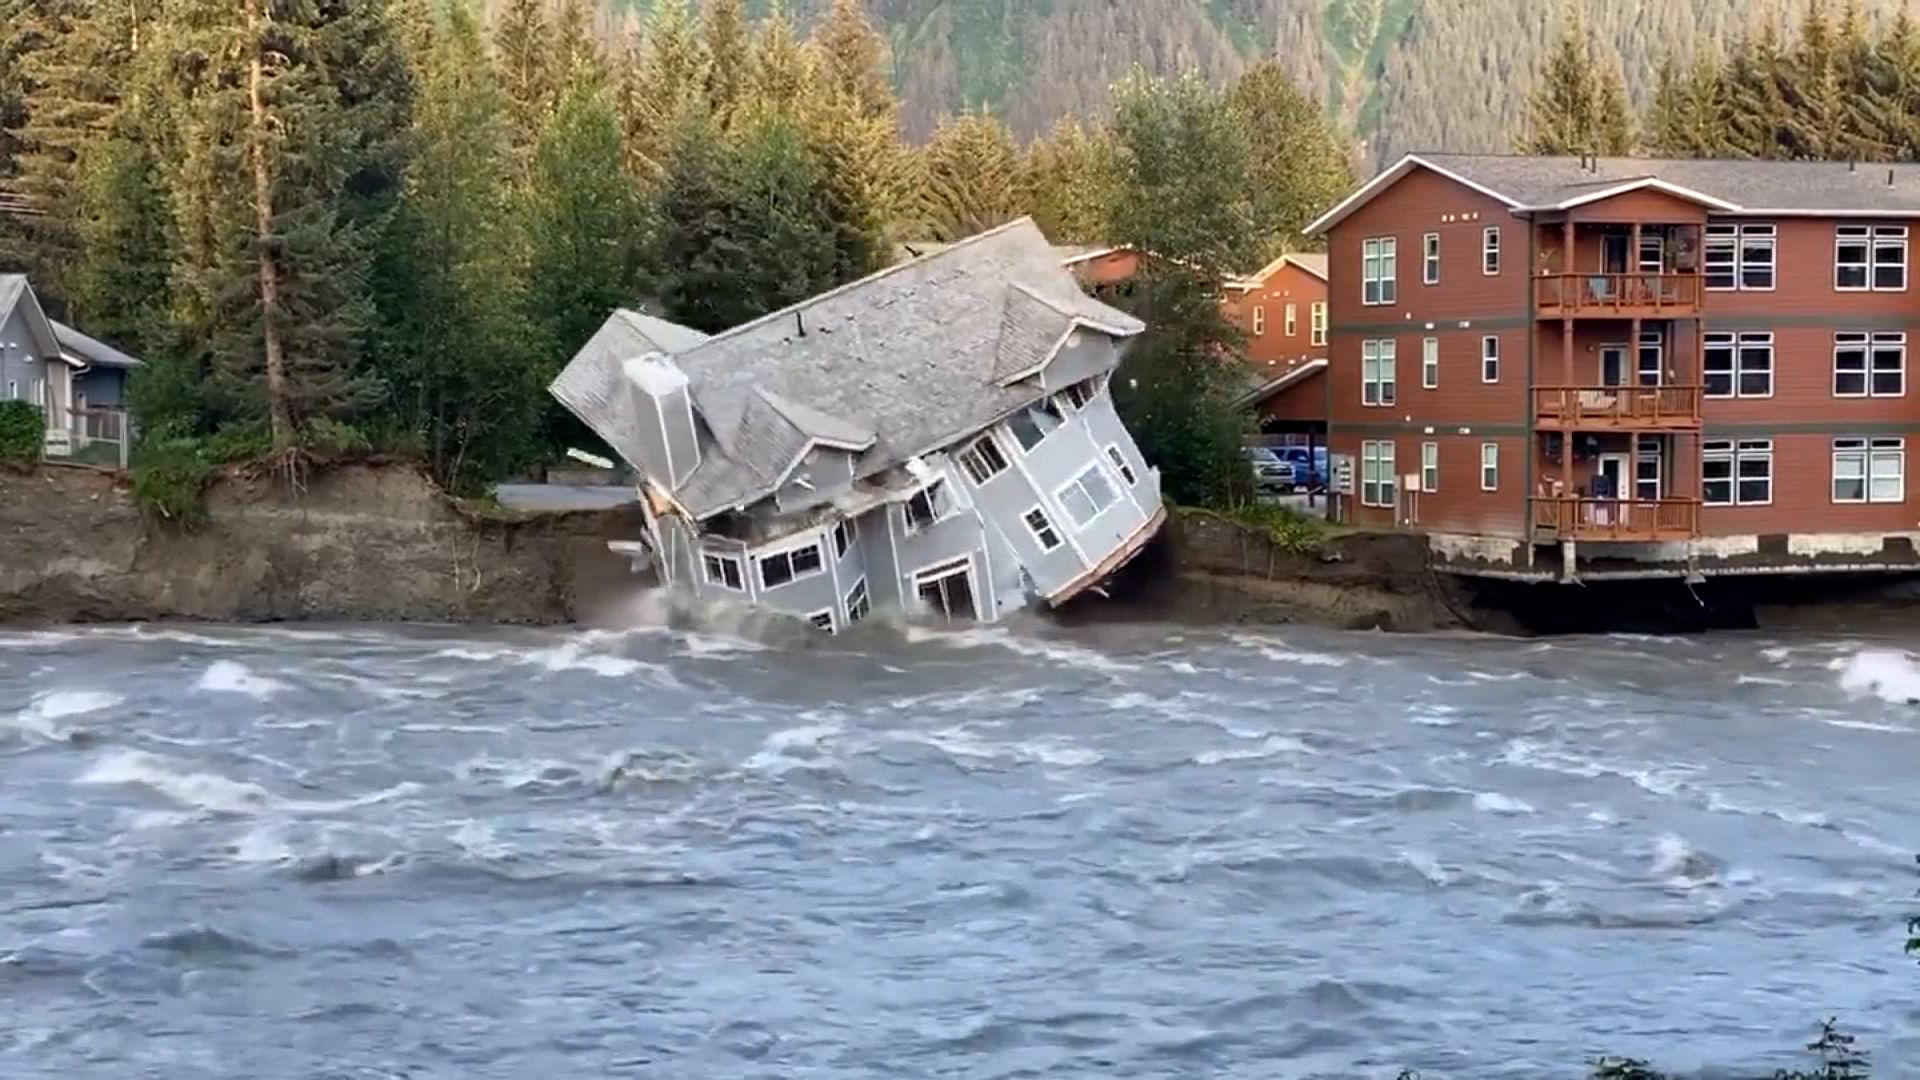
[{"xmin": 1205, "ymin": 499, "xmax": 1329, "ymax": 554}]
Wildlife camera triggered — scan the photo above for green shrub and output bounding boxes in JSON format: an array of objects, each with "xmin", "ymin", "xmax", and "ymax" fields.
[
  {"xmin": 199, "ymin": 424, "xmax": 271, "ymax": 465},
  {"xmin": 0, "ymin": 400, "xmax": 45, "ymax": 465},
  {"xmin": 1220, "ymin": 500, "xmax": 1326, "ymax": 554},
  {"xmin": 300, "ymin": 417, "xmax": 371, "ymax": 456},
  {"xmin": 130, "ymin": 436, "xmax": 214, "ymax": 525}
]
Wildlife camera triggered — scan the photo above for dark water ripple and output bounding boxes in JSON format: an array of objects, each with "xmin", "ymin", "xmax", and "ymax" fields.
[{"xmin": 2, "ymin": 619, "xmax": 1918, "ymax": 1078}]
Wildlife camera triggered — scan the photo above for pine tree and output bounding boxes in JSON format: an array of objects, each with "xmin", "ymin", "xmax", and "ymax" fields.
[
  {"xmin": 1725, "ymin": 20, "xmax": 1794, "ymax": 158},
  {"xmin": 1228, "ymin": 59, "xmax": 1353, "ymax": 259},
  {"xmin": 492, "ymin": 0, "xmax": 552, "ymax": 160},
  {"xmin": 813, "ymin": 0, "xmax": 892, "ymax": 121},
  {"xmin": 67, "ymin": 120, "xmax": 171, "ymax": 357},
  {"xmin": 1786, "ymin": 0, "xmax": 1850, "ymax": 160},
  {"xmin": 1643, "ymin": 53, "xmax": 1696, "ymax": 155},
  {"xmin": 1519, "ymin": 0, "xmax": 1602, "ymax": 155},
  {"xmin": 1594, "ymin": 62, "xmax": 1634, "ymax": 155},
  {"xmin": 745, "ymin": 0, "xmax": 812, "ymax": 120},
  {"xmin": 1019, "ymin": 116, "xmax": 1114, "ymax": 246},
  {"xmin": 701, "ymin": 0, "xmax": 749, "ymax": 123},
  {"xmin": 552, "ymin": 0, "xmax": 603, "ymax": 84},
  {"xmin": 620, "ymin": 0, "xmax": 708, "ymax": 183},
  {"xmin": 917, "ymin": 108, "xmax": 1020, "ymax": 242},
  {"xmin": 800, "ymin": 0, "xmax": 909, "ymax": 257}
]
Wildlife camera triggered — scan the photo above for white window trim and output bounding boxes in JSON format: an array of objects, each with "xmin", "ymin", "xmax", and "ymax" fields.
[
  {"xmin": 1052, "ymin": 461, "xmax": 1122, "ymax": 528},
  {"xmin": 1020, "ymin": 504, "xmax": 1063, "ymax": 550},
  {"xmin": 805, "ymin": 608, "xmax": 837, "ymax": 633},
  {"xmin": 1832, "ymin": 437, "xmax": 1906, "ymax": 504},
  {"xmin": 1362, "ymin": 338, "xmax": 1397, "ymax": 406},
  {"xmin": 1423, "ymin": 232, "xmax": 1439, "ymax": 285},
  {"xmin": 1703, "ymin": 332, "xmax": 1775, "ymax": 400},
  {"xmin": 844, "ymin": 577, "xmax": 871, "ymax": 623},
  {"xmin": 1310, "ymin": 302, "xmax": 1326, "ymax": 347},
  {"xmin": 1479, "ymin": 442, "xmax": 1499, "ymax": 491},
  {"xmin": 1421, "ymin": 336, "xmax": 1439, "ymax": 389},
  {"xmin": 1703, "ymin": 439, "xmax": 1774, "ymax": 507},
  {"xmin": 1359, "ymin": 440, "xmax": 1396, "ymax": 508},
  {"xmin": 755, "ymin": 536, "xmax": 829, "ymax": 590},
  {"xmin": 957, "ymin": 432, "xmax": 1011, "ymax": 484},
  {"xmin": 1252, "ymin": 305, "xmax": 1266, "ymax": 336},
  {"xmin": 1481, "ymin": 226, "xmax": 1501, "ymax": 275},
  {"xmin": 1480, "ymin": 335, "xmax": 1499, "ymax": 384},
  {"xmin": 1284, "ymin": 303, "xmax": 1296, "ymax": 337},
  {"xmin": 1103, "ymin": 443, "xmax": 1138, "ymax": 486},
  {"xmin": 1832, "ymin": 331, "xmax": 1905, "ymax": 399},
  {"xmin": 1834, "ymin": 225, "xmax": 1908, "ymax": 292},
  {"xmin": 1704, "ymin": 222, "xmax": 1777, "ymax": 292},
  {"xmin": 1362, "ymin": 236, "xmax": 1397, "ymax": 306},
  {"xmin": 701, "ymin": 551, "xmax": 746, "ymax": 592},
  {"xmin": 1420, "ymin": 440, "xmax": 1438, "ymax": 493}
]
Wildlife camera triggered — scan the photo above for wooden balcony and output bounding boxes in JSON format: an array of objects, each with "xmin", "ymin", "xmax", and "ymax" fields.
[
  {"xmin": 1534, "ymin": 385, "xmax": 1702, "ymax": 430},
  {"xmin": 1531, "ymin": 496, "xmax": 1701, "ymax": 542},
  {"xmin": 1534, "ymin": 272, "xmax": 1701, "ymax": 317}
]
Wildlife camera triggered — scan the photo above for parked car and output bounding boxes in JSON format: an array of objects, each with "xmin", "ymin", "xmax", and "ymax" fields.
[
  {"xmin": 1243, "ymin": 447, "xmax": 1295, "ymax": 494},
  {"xmin": 1275, "ymin": 446, "xmax": 1329, "ymax": 492}
]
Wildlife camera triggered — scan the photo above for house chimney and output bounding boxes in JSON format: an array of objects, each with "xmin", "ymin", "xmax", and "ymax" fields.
[
  {"xmin": 1849, "ymin": 160, "xmax": 1857, "ymax": 172},
  {"xmin": 1889, "ymin": 167, "xmax": 1897, "ymax": 187},
  {"xmin": 621, "ymin": 353, "xmax": 701, "ymax": 489},
  {"xmin": 795, "ymin": 310, "xmax": 807, "ymax": 337}
]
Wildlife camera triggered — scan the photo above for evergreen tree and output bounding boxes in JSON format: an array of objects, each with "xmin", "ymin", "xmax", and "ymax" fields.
[
  {"xmin": 1519, "ymin": 0, "xmax": 1606, "ymax": 156},
  {"xmin": 552, "ymin": 0, "xmax": 603, "ymax": 84},
  {"xmin": 375, "ymin": 1, "xmax": 543, "ymax": 492},
  {"xmin": 917, "ymin": 108, "xmax": 1020, "ymax": 242},
  {"xmin": 492, "ymin": 0, "xmax": 552, "ymax": 160},
  {"xmin": 1594, "ymin": 62, "xmax": 1634, "ymax": 155},
  {"xmin": 747, "ymin": 0, "xmax": 811, "ymax": 113},
  {"xmin": 1019, "ymin": 116, "xmax": 1114, "ymax": 246},
  {"xmin": 67, "ymin": 123, "xmax": 171, "ymax": 357},
  {"xmin": 620, "ymin": 0, "xmax": 708, "ymax": 183},
  {"xmin": 813, "ymin": 0, "xmax": 892, "ymax": 121},
  {"xmin": 1228, "ymin": 59, "xmax": 1353, "ymax": 259},
  {"xmin": 701, "ymin": 0, "xmax": 749, "ymax": 123},
  {"xmin": 1725, "ymin": 20, "xmax": 1794, "ymax": 158},
  {"xmin": 801, "ymin": 0, "xmax": 911, "ymax": 256},
  {"xmin": 1786, "ymin": 0, "xmax": 1850, "ymax": 160}
]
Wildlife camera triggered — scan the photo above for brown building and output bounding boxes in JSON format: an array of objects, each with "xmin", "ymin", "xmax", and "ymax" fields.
[
  {"xmin": 1224, "ymin": 254, "xmax": 1329, "ymax": 433},
  {"xmin": 1308, "ymin": 153, "xmax": 1920, "ymax": 580}
]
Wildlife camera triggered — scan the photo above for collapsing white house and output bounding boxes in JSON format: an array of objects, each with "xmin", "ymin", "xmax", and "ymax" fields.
[{"xmin": 548, "ymin": 218, "xmax": 1167, "ymax": 631}]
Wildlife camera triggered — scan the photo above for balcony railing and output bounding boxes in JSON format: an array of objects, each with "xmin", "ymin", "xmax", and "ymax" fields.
[
  {"xmin": 1530, "ymin": 496, "xmax": 1701, "ymax": 542},
  {"xmin": 1534, "ymin": 272, "xmax": 1701, "ymax": 315},
  {"xmin": 1534, "ymin": 385, "xmax": 1702, "ymax": 428}
]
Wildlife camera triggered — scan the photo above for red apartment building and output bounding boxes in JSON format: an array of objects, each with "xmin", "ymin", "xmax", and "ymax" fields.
[
  {"xmin": 1223, "ymin": 254, "xmax": 1329, "ymax": 431},
  {"xmin": 1309, "ymin": 153, "xmax": 1920, "ymax": 579}
]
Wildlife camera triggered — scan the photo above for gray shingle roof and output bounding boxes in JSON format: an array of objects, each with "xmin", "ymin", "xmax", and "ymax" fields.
[
  {"xmin": 52, "ymin": 320, "xmax": 142, "ymax": 368},
  {"xmin": 0, "ymin": 274, "xmax": 24, "ymax": 324},
  {"xmin": 549, "ymin": 309, "xmax": 713, "ymax": 477},
  {"xmin": 654, "ymin": 217, "xmax": 1143, "ymax": 519},
  {"xmin": 1422, "ymin": 153, "xmax": 1920, "ymax": 213}
]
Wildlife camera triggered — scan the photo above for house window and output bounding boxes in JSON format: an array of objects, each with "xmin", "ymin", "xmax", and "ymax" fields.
[
  {"xmin": 1104, "ymin": 444, "xmax": 1137, "ymax": 486},
  {"xmin": 1703, "ymin": 332, "xmax": 1774, "ymax": 398},
  {"xmin": 1362, "ymin": 338, "xmax": 1396, "ymax": 406},
  {"xmin": 1422, "ymin": 337, "xmax": 1439, "ymax": 389},
  {"xmin": 1482, "ymin": 226, "xmax": 1501, "ymax": 275},
  {"xmin": 1481, "ymin": 335, "xmax": 1499, "ymax": 383},
  {"xmin": 1835, "ymin": 225, "xmax": 1908, "ymax": 291},
  {"xmin": 702, "ymin": 553, "xmax": 745, "ymax": 591},
  {"xmin": 1284, "ymin": 303, "xmax": 1297, "ymax": 337},
  {"xmin": 1833, "ymin": 437, "xmax": 1906, "ymax": 503},
  {"xmin": 904, "ymin": 480, "xmax": 946, "ymax": 534},
  {"xmin": 1423, "ymin": 232, "xmax": 1440, "ymax": 284},
  {"xmin": 845, "ymin": 577, "xmax": 871, "ymax": 623},
  {"xmin": 1022, "ymin": 506, "xmax": 1063, "ymax": 550},
  {"xmin": 1310, "ymin": 302, "xmax": 1326, "ymax": 347},
  {"xmin": 1833, "ymin": 332, "xmax": 1905, "ymax": 397},
  {"xmin": 1704, "ymin": 223, "xmax": 1775, "ymax": 290},
  {"xmin": 957, "ymin": 433, "xmax": 1010, "ymax": 484},
  {"xmin": 1252, "ymin": 305, "xmax": 1266, "ymax": 336},
  {"xmin": 807, "ymin": 610, "xmax": 836, "ymax": 632},
  {"xmin": 832, "ymin": 518, "xmax": 857, "ymax": 559},
  {"xmin": 1702, "ymin": 439, "xmax": 1773, "ymax": 506},
  {"xmin": 1007, "ymin": 399, "xmax": 1065, "ymax": 451},
  {"xmin": 758, "ymin": 541, "xmax": 825, "ymax": 589},
  {"xmin": 1637, "ymin": 330, "xmax": 1664, "ymax": 385},
  {"xmin": 1360, "ymin": 440, "xmax": 1396, "ymax": 507},
  {"xmin": 1479, "ymin": 442, "xmax": 1499, "ymax": 491},
  {"xmin": 1420, "ymin": 441, "xmax": 1438, "ymax": 492},
  {"xmin": 1056, "ymin": 463, "xmax": 1119, "ymax": 526},
  {"xmin": 1060, "ymin": 379, "xmax": 1096, "ymax": 411},
  {"xmin": 1638, "ymin": 233, "xmax": 1664, "ymax": 272},
  {"xmin": 1362, "ymin": 237, "xmax": 1397, "ymax": 305}
]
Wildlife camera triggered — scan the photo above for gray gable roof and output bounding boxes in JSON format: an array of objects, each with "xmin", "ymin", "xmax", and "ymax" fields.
[
  {"xmin": 658, "ymin": 217, "xmax": 1143, "ymax": 519},
  {"xmin": 549, "ymin": 308, "xmax": 713, "ymax": 476},
  {"xmin": 0, "ymin": 274, "xmax": 24, "ymax": 324},
  {"xmin": 0, "ymin": 274, "xmax": 61, "ymax": 356},
  {"xmin": 52, "ymin": 320, "xmax": 142, "ymax": 368}
]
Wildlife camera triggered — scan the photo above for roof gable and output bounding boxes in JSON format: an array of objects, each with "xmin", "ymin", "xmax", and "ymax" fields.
[{"xmin": 0, "ymin": 275, "xmax": 61, "ymax": 357}]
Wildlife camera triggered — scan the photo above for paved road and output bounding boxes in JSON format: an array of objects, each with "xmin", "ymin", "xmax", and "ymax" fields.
[{"xmin": 493, "ymin": 483, "xmax": 638, "ymax": 512}]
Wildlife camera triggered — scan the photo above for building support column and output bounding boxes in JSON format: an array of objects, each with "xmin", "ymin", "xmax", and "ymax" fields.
[{"xmin": 1629, "ymin": 222, "xmax": 1642, "ymax": 299}]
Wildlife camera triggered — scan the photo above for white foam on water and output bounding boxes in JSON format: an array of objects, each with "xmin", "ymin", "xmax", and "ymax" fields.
[
  {"xmin": 673, "ymin": 630, "xmax": 770, "ymax": 659},
  {"xmin": 1822, "ymin": 717, "xmax": 1912, "ymax": 733},
  {"xmin": 528, "ymin": 642, "xmax": 649, "ymax": 678},
  {"xmin": 196, "ymin": 660, "xmax": 289, "ymax": 699},
  {"xmin": 451, "ymin": 819, "xmax": 514, "ymax": 861},
  {"xmin": 1192, "ymin": 734, "xmax": 1315, "ymax": 765},
  {"xmin": 396, "ymin": 723, "xmax": 509, "ymax": 735},
  {"xmin": 431, "ymin": 645, "xmax": 518, "ymax": 664},
  {"xmin": 1650, "ymin": 833, "xmax": 1721, "ymax": 886},
  {"xmin": 1400, "ymin": 849, "xmax": 1453, "ymax": 886},
  {"xmin": 1472, "ymin": 791, "xmax": 1536, "ymax": 815},
  {"xmin": 79, "ymin": 750, "xmax": 417, "ymax": 816},
  {"xmin": 1834, "ymin": 648, "xmax": 1920, "ymax": 704},
  {"xmin": 1734, "ymin": 674, "xmax": 1793, "ymax": 687},
  {"xmin": 1228, "ymin": 633, "xmax": 1350, "ymax": 667},
  {"xmin": 231, "ymin": 824, "xmax": 298, "ymax": 864},
  {"xmin": 1465, "ymin": 670, "xmax": 1527, "ymax": 682},
  {"xmin": 6, "ymin": 689, "xmax": 122, "ymax": 740},
  {"xmin": 906, "ymin": 625, "xmax": 1134, "ymax": 675},
  {"xmin": 1408, "ymin": 712, "xmax": 1457, "ymax": 727},
  {"xmin": 744, "ymin": 719, "xmax": 845, "ymax": 774},
  {"xmin": 1760, "ymin": 645, "xmax": 1793, "ymax": 662}
]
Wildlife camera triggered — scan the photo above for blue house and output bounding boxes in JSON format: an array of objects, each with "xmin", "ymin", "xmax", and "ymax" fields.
[{"xmin": 0, "ymin": 275, "xmax": 143, "ymax": 459}]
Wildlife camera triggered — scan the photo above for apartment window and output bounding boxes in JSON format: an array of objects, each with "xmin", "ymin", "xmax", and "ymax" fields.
[
  {"xmin": 1022, "ymin": 506, "xmax": 1063, "ymax": 551},
  {"xmin": 1057, "ymin": 463, "xmax": 1119, "ymax": 526},
  {"xmin": 1832, "ymin": 437, "xmax": 1906, "ymax": 503},
  {"xmin": 1362, "ymin": 237, "xmax": 1397, "ymax": 305},
  {"xmin": 845, "ymin": 578, "xmax": 871, "ymax": 624},
  {"xmin": 1284, "ymin": 303, "xmax": 1297, "ymax": 337},
  {"xmin": 957, "ymin": 433, "xmax": 1010, "ymax": 484},
  {"xmin": 1420, "ymin": 441, "xmax": 1438, "ymax": 492},
  {"xmin": 1479, "ymin": 442, "xmax": 1499, "ymax": 491},
  {"xmin": 1360, "ymin": 440, "xmax": 1396, "ymax": 507},
  {"xmin": 1638, "ymin": 233, "xmax": 1665, "ymax": 272},
  {"xmin": 1422, "ymin": 337, "xmax": 1439, "ymax": 389},
  {"xmin": 1703, "ymin": 332, "xmax": 1774, "ymax": 398},
  {"xmin": 1482, "ymin": 226, "xmax": 1501, "ymax": 275},
  {"xmin": 702, "ymin": 553, "xmax": 745, "ymax": 592},
  {"xmin": 1423, "ymin": 232, "xmax": 1440, "ymax": 284},
  {"xmin": 1835, "ymin": 225, "xmax": 1908, "ymax": 291},
  {"xmin": 904, "ymin": 480, "xmax": 946, "ymax": 534},
  {"xmin": 1702, "ymin": 439, "xmax": 1773, "ymax": 506},
  {"xmin": 758, "ymin": 541, "xmax": 825, "ymax": 589},
  {"xmin": 1704, "ymin": 223, "xmax": 1775, "ymax": 290},
  {"xmin": 1310, "ymin": 302, "xmax": 1326, "ymax": 347},
  {"xmin": 1480, "ymin": 335, "xmax": 1500, "ymax": 383},
  {"xmin": 832, "ymin": 518, "xmax": 857, "ymax": 559},
  {"xmin": 1007, "ymin": 399, "xmax": 1065, "ymax": 451},
  {"xmin": 1252, "ymin": 305, "xmax": 1266, "ymax": 336},
  {"xmin": 1361, "ymin": 339, "xmax": 1396, "ymax": 406},
  {"xmin": 1833, "ymin": 332, "xmax": 1906, "ymax": 397},
  {"xmin": 1104, "ymin": 444, "xmax": 1137, "ymax": 486}
]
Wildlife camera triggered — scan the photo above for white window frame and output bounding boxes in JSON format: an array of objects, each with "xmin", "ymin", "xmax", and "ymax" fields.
[
  {"xmin": 1835, "ymin": 225, "xmax": 1908, "ymax": 291},
  {"xmin": 1104, "ymin": 444, "xmax": 1138, "ymax": 486},
  {"xmin": 1421, "ymin": 336, "xmax": 1439, "ymax": 389},
  {"xmin": 702, "ymin": 552, "xmax": 746, "ymax": 592},
  {"xmin": 1058, "ymin": 379, "xmax": 1096, "ymax": 412},
  {"xmin": 956, "ymin": 432, "xmax": 1011, "ymax": 484},
  {"xmin": 1704, "ymin": 223, "xmax": 1776, "ymax": 291},
  {"xmin": 1021, "ymin": 505, "xmax": 1063, "ymax": 551},
  {"xmin": 1480, "ymin": 335, "xmax": 1499, "ymax": 383},
  {"xmin": 1054, "ymin": 462, "xmax": 1121, "ymax": 527},
  {"xmin": 1284, "ymin": 303, "xmax": 1296, "ymax": 337},
  {"xmin": 1423, "ymin": 232, "xmax": 1440, "ymax": 285},
  {"xmin": 844, "ymin": 577, "xmax": 871, "ymax": 623},
  {"xmin": 756, "ymin": 538, "xmax": 827, "ymax": 590},
  {"xmin": 832, "ymin": 517, "xmax": 857, "ymax": 559},
  {"xmin": 1310, "ymin": 302, "xmax": 1326, "ymax": 347},
  {"xmin": 806, "ymin": 609, "xmax": 836, "ymax": 633},
  {"xmin": 1702, "ymin": 439, "xmax": 1773, "ymax": 507},
  {"xmin": 1360, "ymin": 440, "xmax": 1396, "ymax": 508},
  {"xmin": 1252, "ymin": 305, "xmax": 1266, "ymax": 336},
  {"xmin": 1833, "ymin": 331, "xmax": 1905, "ymax": 398},
  {"xmin": 1362, "ymin": 237, "xmax": 1397, "ymax": 305},
  {"xmin": 1006, "ymin": 399, "xmax": 1066, "ymax": 452},
  {"xmin": 1481, "ymin": 226, "xmax": 1501, "ymax": 275},
  {"xmin": 1479, "ymin": 442, "xmax": 1499, "ymax": 491},
  {"xmin": 1420, "ymin": 440, "xmax": 1438, "ymax": 492},
  {"xmin": 902, "ymin": 479, "xmax": 949, "ymax": 536},
  {"xmin": 1832, "ymin": 437, "xmax": 1907, "ymax": 504},
  {"xmin": 1703, "ymin": 332, "xmax": 1774, "ymax": 399},
  {"xmin": 1361, "ymin": 338, "xmax": 1396, "ymax": 406}
]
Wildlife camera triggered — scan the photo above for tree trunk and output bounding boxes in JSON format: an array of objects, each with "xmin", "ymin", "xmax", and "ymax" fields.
[{"xmin": 246, "ymin": 0, "xmax": 294, "ymax": 450}]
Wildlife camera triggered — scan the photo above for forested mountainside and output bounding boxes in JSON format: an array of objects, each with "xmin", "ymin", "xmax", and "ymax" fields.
[{"xmin": 588, "ymin": 0, "xmax": 1914, "ymax": 161}]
